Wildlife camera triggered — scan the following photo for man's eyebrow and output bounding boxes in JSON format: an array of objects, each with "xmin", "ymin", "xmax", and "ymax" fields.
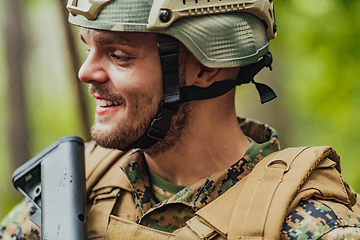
[
  {"xmin": 94, "ymin": 35, "xmax": 136, "ymax": 47},
  {"xmin": 80, "ymin": 30, "xmax": 138, "ymax": 48}
]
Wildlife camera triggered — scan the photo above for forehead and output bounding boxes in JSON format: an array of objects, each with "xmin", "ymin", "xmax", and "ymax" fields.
[{"xmin": 80, "ymin": 28, "xmax": 157, "ymax": 49}]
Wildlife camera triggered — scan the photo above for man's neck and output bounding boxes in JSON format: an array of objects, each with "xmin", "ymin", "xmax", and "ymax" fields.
[{"xmin": 144, "ymin": 101, "xmax": 250, "ymax": 186}]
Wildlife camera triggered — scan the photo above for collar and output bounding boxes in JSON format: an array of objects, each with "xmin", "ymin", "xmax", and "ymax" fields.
[{"xmin": 119, "ymin": 117, "xmax": 280, "ymax": 222}]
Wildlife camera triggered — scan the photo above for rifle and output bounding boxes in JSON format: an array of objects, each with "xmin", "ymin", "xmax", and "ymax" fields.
[{"xmin": 12, "ymin": 136, "xmax": 87, "ymax": 240}]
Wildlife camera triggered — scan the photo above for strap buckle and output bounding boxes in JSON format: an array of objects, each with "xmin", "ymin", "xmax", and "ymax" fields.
[
  {"xmin": 265, "ymin": 159, "xmax": 290, "ymax": 173},
  {"xmin": 146, "ymin": 103, "xmax": 178, "ymax": 140}
]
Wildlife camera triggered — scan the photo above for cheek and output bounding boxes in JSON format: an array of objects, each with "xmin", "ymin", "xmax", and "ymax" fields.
[
  {"xmin": 116, "ymin": 68, "xmax": 162, "ymax": 99},
  {"xmin": 134, "ymin": 62, "xmax": 163, "ymax": 96},
  {"xmin": 118, "ymin": 72, "xmax": 162, "ymax": 119},
  {"xmin": 125, "ymin": 89, "xmax": 162, "ymax": 127},
  {"xmin": 108, "ymin": 54, "xmax": 163, "ymax": 117}
]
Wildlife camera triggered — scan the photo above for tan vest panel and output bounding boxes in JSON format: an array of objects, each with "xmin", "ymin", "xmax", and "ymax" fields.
[{"xmin": 85, "ymin": 145, "xmax": 359, "ymax": 240}]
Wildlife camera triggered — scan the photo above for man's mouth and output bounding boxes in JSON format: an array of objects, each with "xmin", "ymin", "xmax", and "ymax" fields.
[{"xmin": 96, "ymin": 99, "xmax": 122, "ymax": 107}]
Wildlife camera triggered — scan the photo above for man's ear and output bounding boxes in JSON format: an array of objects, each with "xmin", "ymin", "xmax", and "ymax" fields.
[
  {"xmin": 183, "ymin": 52, "xmax": 226, "ymax": 88},
  {"xmin": 193, "ymin": 64, "xmax": 222, "ymax": 88}
]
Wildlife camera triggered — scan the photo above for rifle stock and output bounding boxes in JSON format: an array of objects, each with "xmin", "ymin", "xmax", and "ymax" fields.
[{"xmin": 12, "ymin": 136, "xmax": 87, "ymax": 240}]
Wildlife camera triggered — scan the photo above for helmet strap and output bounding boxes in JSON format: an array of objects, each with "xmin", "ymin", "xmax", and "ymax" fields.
[
  {"xmin": 180, "ymin": 52, "xmax": 277, "ymax": 104},
  {"xmin": 121, "ymin": 34, "xmax": 181, "ymax": 151}
]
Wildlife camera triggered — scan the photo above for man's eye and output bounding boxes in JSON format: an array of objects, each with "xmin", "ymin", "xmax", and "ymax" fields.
[{"xmin": 110, "ymin": 54, "xmax": 131, "ymax": 62}]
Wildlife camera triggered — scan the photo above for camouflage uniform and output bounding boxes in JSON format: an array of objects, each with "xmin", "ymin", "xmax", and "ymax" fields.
[
  {"xmin": 1, "ymin": 118, "xmax": 360, "ymax": 239},
  {"xmin": 0, "ymin": 199, "xmax": 40, "ymax": 240}
]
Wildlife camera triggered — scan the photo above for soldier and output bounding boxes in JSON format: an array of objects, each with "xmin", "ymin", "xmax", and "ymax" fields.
[{"xmin": 1, "ymin": 0, "xmax": 360, "ymax": 239}]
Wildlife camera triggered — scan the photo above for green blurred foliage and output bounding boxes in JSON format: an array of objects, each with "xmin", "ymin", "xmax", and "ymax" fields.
[
  {"xmin": 0, "ymin": 0, "xmax": 360, "ymax": 220},
  {"xmin": 272, "ymin": 0, "xmax": 360, "ymax": 190},
  {"xmin": 0, "ymin": 0, "xmax": 94, "ymax": 219}
]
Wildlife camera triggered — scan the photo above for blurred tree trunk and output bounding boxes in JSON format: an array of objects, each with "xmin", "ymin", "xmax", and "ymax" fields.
[
  {"xmin": 4, "ymin": 0, "xmax": 30, "ymax": 168},
  {"xmin": 58, "ymin": 0, "xmax": 92, "ymax": 141}
]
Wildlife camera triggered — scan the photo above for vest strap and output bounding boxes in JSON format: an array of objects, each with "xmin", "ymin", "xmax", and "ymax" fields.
[
  {"xmin": 228, "ymin": 147, "xmax": 308, "ymax": 240},
  {"xmin": 174, "ymin": 216, "xmax": 218, "ymax": 240}
]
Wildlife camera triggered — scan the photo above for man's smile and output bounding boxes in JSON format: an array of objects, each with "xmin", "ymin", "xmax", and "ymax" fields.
[
  {"xmin": 95, "ymin": 98, "xmax": 123, "ymax": 116},
  {"xmin": 95, "ymin": 98, "xmax": 122, "ymax": 107}
]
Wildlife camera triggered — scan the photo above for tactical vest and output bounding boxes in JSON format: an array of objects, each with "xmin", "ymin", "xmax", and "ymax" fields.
[{"xmin": 85, "ymin": 144, "xmax": 360, "ymax": 240}]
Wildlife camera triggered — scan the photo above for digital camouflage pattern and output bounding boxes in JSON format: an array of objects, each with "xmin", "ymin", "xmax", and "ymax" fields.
[
  {"xmin": 1, "ymin": 118, "xmax": 360, "ymax": 239},
  {"xmin": 282, "ymin": 199, "xmax": 360, "ymax": 239},
  {"xmin": 0, "ymin": 199, "xmax": 40, "ymax": 240}
]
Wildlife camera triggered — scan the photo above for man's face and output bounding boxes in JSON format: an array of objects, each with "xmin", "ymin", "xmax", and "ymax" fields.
[{"xmin": 79, "ymin": 29, "xmax": 163, "ymax": 150}]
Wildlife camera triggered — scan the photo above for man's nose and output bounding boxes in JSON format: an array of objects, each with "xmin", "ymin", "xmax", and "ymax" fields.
[{"xmin": 78, "ymin": 50, "xmax": 108, "ymax": 84}]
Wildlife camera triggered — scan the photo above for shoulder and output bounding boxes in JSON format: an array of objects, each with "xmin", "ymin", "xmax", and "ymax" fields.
[
  {"xmin": 281, "ymin": 199, "xmax": 360, "ymax": 240},
  {"xmin": 0, "ymin": 199, "xmax": 40, "ymax": 240}
]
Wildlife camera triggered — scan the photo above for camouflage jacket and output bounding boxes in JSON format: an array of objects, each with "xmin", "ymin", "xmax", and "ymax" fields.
[{"xmin": 1, "ymin": 118, "xmax": 360, "ymax": 239}]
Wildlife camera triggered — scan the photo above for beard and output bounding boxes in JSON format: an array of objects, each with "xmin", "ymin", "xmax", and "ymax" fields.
[
  {"xmin": 90, "ymin": 84, "xmax": 161, "ymax": 150},
  {"xmin": 145, "ymin": 102, "xmax": 191, "ymax": 156},
  {"xmin": 89, "ymin": 84, "xmax": 191, "ymax": 154}
]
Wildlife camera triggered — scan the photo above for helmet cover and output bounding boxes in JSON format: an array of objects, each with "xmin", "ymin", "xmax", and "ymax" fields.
[{"xmin": 67, "ymin": 0, "xmax": 276, "ymax": 68}]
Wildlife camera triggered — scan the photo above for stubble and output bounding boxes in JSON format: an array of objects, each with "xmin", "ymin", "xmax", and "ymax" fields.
[{"xmin": 90, "ymin": 84, "xmax": 160, "ymax": 150}]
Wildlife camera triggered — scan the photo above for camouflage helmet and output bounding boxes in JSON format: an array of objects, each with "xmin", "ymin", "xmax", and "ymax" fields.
[{"xmin": 67, "ymin": 0, "xmax": 276, "ymax": 68}]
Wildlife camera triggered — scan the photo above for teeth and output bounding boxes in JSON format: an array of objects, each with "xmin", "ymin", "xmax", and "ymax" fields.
[
  {"xmin": 97, "ymin": 99, "xmax": 107, "ymax": 107},
  {"xmin": 96, "ymin": 99, "xmax": 121, "ymax": 107}
]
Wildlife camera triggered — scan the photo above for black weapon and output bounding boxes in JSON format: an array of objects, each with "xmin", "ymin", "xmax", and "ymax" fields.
[{"xmin": 12, "ymin": 136, "xmax": 87, "ymax": 240}]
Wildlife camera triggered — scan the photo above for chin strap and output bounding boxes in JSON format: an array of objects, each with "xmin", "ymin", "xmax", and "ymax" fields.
[{"xmin": 122, "ymin": 37, "xmax": 276, "ymax": 151}]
